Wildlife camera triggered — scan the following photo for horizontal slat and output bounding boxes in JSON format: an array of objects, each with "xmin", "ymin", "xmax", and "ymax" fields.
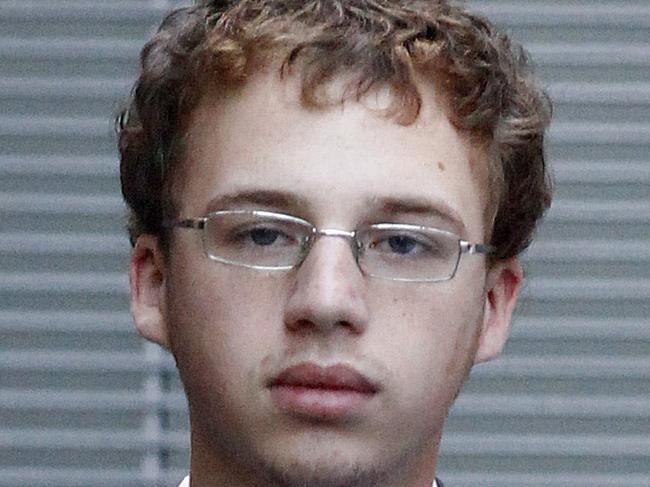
[
  {"xmin": 0, "ymin": 154, "xmax": 117, "ymax": 176},
  {"xmin": 0, "ymin": 272, "xmax": 127, "ymax": 293},
  {"xmin": 0, "ymin": 469, "xmax": 187, "ymax": 487},
  {"xmin": 474, "ymin": 356, "xmax": 650, "ymax": 379},
  {"xmin": 549, "ymin": 121, "xmax": 650, "ymax": 145},
  {"xmin": 0, "ymin": 468, "xmax": 185, "ymax": 487},
  {"xmin": 473, "ymin": 2, "xmax": 650, "ymax": 28},
  {"xmin": 548, "ymin": 81, "xmax": 650, "ymax": 105},
  {"xmin": 530, "ymin": 43, "xmax": 650, "ymax": 66},
  {"xmin": 529, "ymin": 277, "xmax": 650, "ymax": 300},
  {"xmin": 0, "ymin": 38, "xmax": 140, "ymax": 60},
  {"xmin": 0, "ymin": 192, "xmax": 122, "ymax": 214},
  {"xmin": 0, "ymin": 310, "xmax": 132, "ymax": 332},
  {"xmin": 0, "ymin": 233, "xmax": 125, "ymax": 254},
  {"xmin": 0, "ymin": 77, "xmax": 130, "ymax": 98},
  {"xmin": 547, "ymin": 199, "xmax": 650, "ymax": 223},
  {"xmin": 442, "ymin": 432, "xmax": 650, "ymax": 457},
  {"xmin": 0, "ymin": 1, "xmax": 167, "ymax": 22},
  {"xmin": 0, "ymin": 389, "xmax": 186, "ymax": 412},
  {"xmin": 0, "ymin": 115, "xmax": 109, "ymax": 137},
  {"xmin": 0, "ymin": 428, "xmax": 187, "ymax": 450},
  {"xmin": 0, "ymin": 351, "xmax": 162, "ymax": 373},
  {"xmin": 453, "ymin": 393, "xmax": 650, "ymax": 418},
  {"xmin": 526, "ymin": 239, "xmax": 650, "ymax": 261},
  {"xmin": 0, "ymin": 469, "xmax": 142, "ymax": 487},
  {"xmin": 513, "ymin": 317, "xmax": 650, "ymax": 340},
  {"xmin": 553, "ymin": 160, "xmax": 650, "ymax": 183},
  {"xmin": 443, "ymin": 472, "xmax": 650, "ymax": 487}
]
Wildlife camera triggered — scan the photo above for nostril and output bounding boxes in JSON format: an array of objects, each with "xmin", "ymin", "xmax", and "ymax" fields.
[
  {"xmin": 285, "ymin": 317, "xmax": 358, "ymax": 335},
  {"xmin": 285, "ymin": 318, "xmax": 317, "ymax": 334}
]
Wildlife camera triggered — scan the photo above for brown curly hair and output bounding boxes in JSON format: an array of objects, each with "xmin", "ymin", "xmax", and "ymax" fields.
[{"xmin": 117, "ymin": 0, "xmax": 552, "ymax": 260}]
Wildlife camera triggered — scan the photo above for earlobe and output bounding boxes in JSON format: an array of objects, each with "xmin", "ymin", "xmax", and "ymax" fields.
[
  {"xmin": 474, "ymin": 257, "xmax": 523, "ymax": 364},
  {"xmin": 129, "ymin": 234, "xmax": 170, "ymax": 349}
]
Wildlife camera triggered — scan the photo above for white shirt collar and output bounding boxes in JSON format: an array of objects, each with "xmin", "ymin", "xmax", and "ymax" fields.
[{"xmin": 179, "ymin": 475, "xmax": 438, "ymax": 486}]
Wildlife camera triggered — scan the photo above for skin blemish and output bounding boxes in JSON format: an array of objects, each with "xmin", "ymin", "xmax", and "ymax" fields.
[{"xmin": 437, "ymin": 161, "xmax": 446, "ymax": 172}]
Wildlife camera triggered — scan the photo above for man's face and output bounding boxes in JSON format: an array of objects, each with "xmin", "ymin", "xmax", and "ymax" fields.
[{"xmin": 132, "ymin": 72, "xmax": 520, "ymax": 486}]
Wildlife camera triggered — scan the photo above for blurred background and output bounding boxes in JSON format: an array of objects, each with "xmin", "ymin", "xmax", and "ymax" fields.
[{"xmin": 1, "ymin": 0, "xmax": 649, "ymax": 486}]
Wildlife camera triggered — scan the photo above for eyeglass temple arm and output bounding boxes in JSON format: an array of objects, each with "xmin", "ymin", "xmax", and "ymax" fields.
[
  {"xmin": 461, "ymin": 241, "xmax": 495, "ymax": 255},
  {"xmin": 172, "ymin": 218, "xmax": 206, "ymax": 230}
]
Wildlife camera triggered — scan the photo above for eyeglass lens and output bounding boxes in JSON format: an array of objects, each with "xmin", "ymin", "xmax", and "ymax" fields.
[{"xmin": 202, "ymin": 212, "xmax": 461, "ymax": 280}]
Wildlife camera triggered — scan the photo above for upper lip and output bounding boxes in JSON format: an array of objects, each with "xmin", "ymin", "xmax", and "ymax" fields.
[{"xmin": 269, "ymin": 362, "xmax": 379, "ymax": 394}]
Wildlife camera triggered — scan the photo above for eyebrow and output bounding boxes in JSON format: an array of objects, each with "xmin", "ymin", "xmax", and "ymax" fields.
[
  {"xmin": 370, "ymin": 196, "xmax": 467, "ymax": 235},
  {"xmin": 205, "ymin": 189, "xmax": 309, "ymax": 213}
]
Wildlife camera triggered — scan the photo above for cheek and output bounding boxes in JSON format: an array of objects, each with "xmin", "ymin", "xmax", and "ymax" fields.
[
  {"xmin": 164, "ymin": 258, "xmax": 287, "ymax": 402},
  {"xmin": 370, "ymin": 283, "xmax": 484, "ymax": 404}
]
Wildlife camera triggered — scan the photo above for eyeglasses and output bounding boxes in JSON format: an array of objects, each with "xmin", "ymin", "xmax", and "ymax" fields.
[{"xmin": 167, "ymin": 210, "xmax": 494, "ymax": 282}]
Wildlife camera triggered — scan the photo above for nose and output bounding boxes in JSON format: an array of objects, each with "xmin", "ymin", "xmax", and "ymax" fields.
[{"xmin": 283, "ymin": 232, "xmax": 369, "ymax": 336}]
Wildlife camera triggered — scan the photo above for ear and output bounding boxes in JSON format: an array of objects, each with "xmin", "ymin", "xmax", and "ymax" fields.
[
  {"xmin": 129, "ymin": 234, "xmax": 170, "ymax": 349},
  {"xmin": 473, "ymin": 257, "xmax": 523, "ymax": 364}
]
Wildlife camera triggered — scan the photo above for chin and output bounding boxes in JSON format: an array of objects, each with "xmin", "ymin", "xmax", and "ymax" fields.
[
  {"xmin": 258, "ymin": 456, "xmax": 392, "ymax": 487},
  {"xmin": 253, "ymin": 434, "xmax": 416, "ymax": 487}
]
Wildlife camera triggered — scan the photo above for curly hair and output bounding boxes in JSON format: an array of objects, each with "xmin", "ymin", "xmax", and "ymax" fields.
[{"xmin": 117, "ymin": 0, "xmax": 552, "ymax": 260}]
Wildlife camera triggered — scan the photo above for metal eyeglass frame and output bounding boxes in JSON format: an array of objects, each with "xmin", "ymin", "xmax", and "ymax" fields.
[{"xmin": 167, "ymin": 209, "xmax": 495, "ymax": 282}]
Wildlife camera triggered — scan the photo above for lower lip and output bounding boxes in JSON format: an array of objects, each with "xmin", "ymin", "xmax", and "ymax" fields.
[{"xmin": 270, "ymin": 385, "xmax": 375, "ymax": 420}]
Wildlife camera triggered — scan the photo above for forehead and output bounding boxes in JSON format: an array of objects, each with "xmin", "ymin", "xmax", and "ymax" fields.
[{"xmin": 177, "ymin": 70, "xmax": 489, "ymax": 239}]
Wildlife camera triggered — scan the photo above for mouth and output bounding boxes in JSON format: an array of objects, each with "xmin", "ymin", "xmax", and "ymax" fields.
[{"xmin": 268, "ymin": 362, "xmax": 379, "ymax": 420}]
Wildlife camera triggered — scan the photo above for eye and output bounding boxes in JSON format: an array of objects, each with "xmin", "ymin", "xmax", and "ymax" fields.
[
  {"xmin": 236, "ymin": 225, "xmax": 294, "ymax": 247},
  {"xmin": 248, "ymin": 227, "xmax": 281, "ymax": 246},
  {"xmin": 386, "ymin": 235, "xmax": 418, "ymax": 255},
  {"xmin": 371, "ymin": 232, "xmax": 430, "ymax": 256},
  {"xmin": 365, "ymin": 226, "xmax": 453, "ymax": 261}
]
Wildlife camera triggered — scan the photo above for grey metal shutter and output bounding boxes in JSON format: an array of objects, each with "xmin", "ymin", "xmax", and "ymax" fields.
[
  {"xmin": 1, "ymin": 2, "xmax": 188, "ymax": 486},
  {"xmin": 438, "ymin": 2, "xmax": 650, "ymax": 486},
  {"xmin": 0, "ymin": 1, "xmax": 648, "ymax": 486}
]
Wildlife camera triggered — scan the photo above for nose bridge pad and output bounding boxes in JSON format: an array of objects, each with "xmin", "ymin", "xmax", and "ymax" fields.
[
  {"xmin": 324, "ymin": 229, "xmax": 361, "ymax": 269},
  {"xmin": 353, "ymin": 236, "xmax": 364, "ymax": 259},
  {"xmin": 295, "ymin": 229, "xmax": 362, "ymax": 272},
  {"xmin": 295, "ymin": 235, "xmax": 313, "ymax": 266}
]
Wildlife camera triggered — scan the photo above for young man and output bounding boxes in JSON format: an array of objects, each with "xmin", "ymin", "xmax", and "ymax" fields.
[{"xmin": 117, "ymin": 1, "xmax": 551, "ymax": 485}]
